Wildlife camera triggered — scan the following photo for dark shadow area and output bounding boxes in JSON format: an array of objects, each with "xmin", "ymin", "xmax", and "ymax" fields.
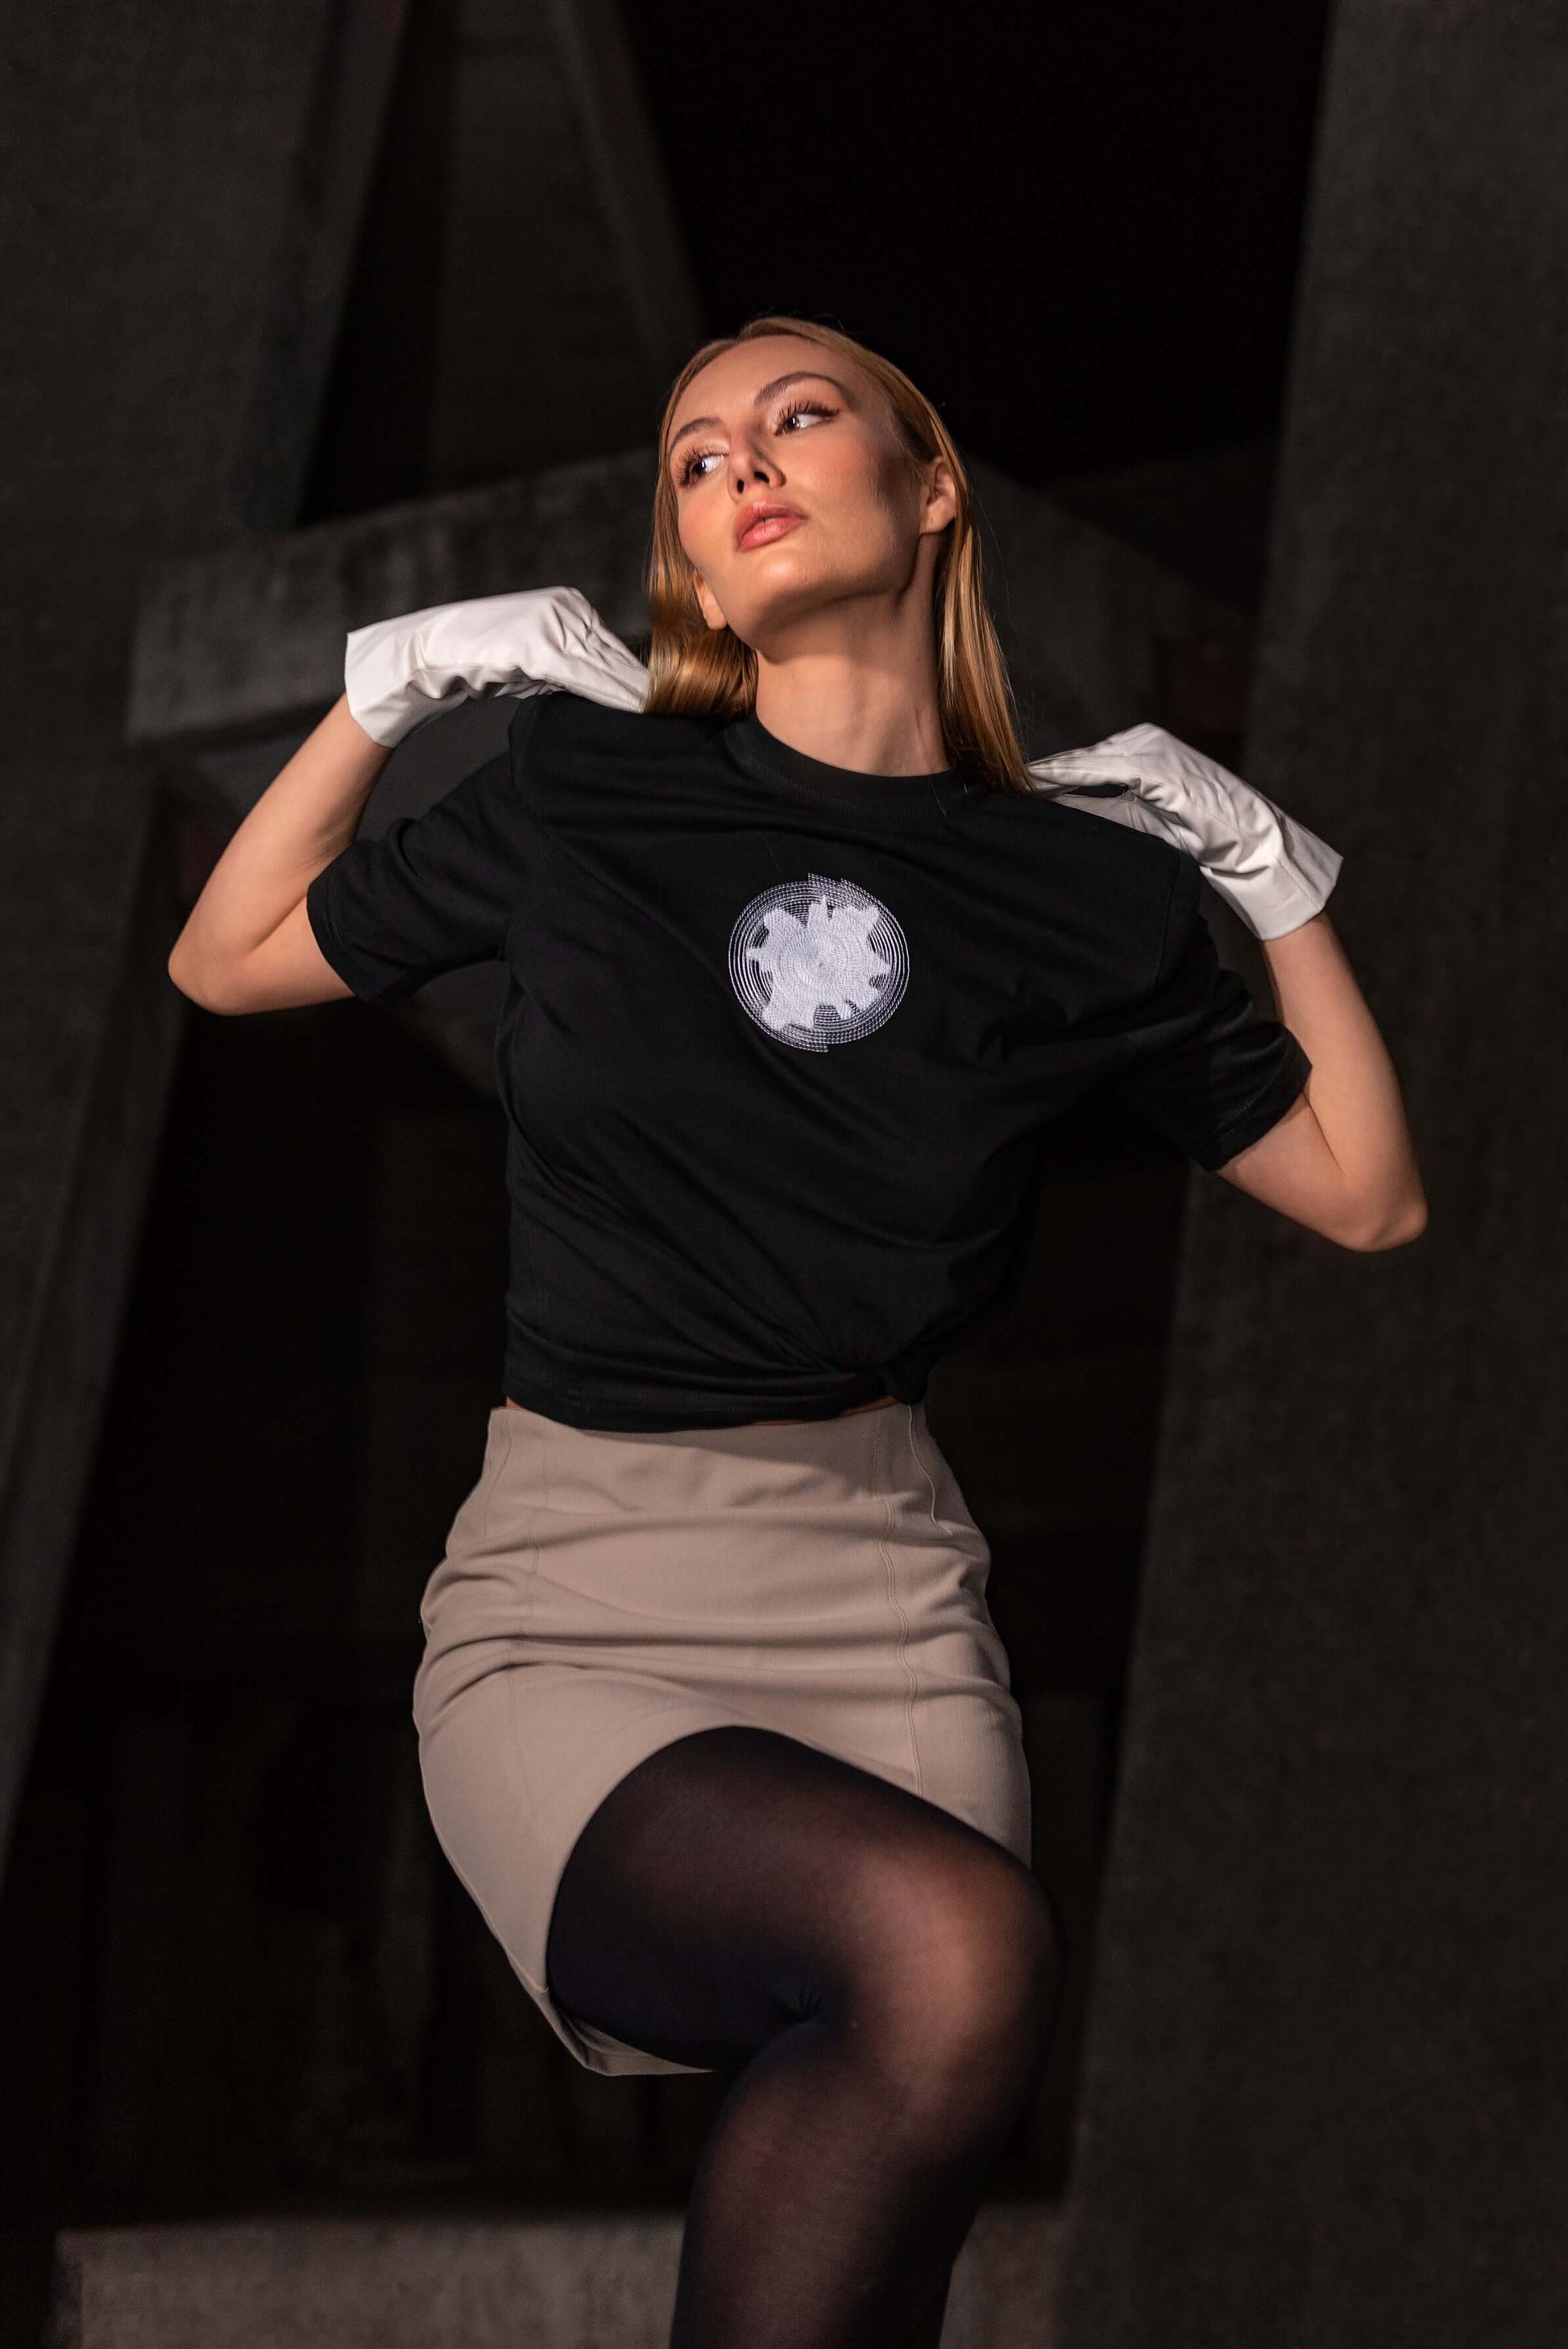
[
  {"xmin": 301, "ymin": 0, "xmax": 458, "ymax": 521},
  {"xmin": 619, "ymin": 1, "xmax": 1326, "ymax": 484}
]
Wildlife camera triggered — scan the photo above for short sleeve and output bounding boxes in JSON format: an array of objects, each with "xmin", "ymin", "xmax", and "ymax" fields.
[
  {"xmin": 1113, "ymin": 857, "xmax": 1311, "ymax": 1170},
  {"xmin": 305, "ymin": 742, "xmax": 528, "ymax": 1005}
]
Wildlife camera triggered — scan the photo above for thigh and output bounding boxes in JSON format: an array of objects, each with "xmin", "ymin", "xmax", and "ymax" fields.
[{"xmin": 544, "ymin": 1723, "xmax": 1047, "ymax": 2073}]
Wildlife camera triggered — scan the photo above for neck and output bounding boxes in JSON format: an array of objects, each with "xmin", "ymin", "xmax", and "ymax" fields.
[{"xmin": 749, "ymin": 588, "xmax": 948, "ymax": 777}]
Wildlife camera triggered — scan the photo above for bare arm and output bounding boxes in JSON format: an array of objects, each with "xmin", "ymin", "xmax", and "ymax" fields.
[
  {"xmin": 1217, "ymin": 911, "xmax": 1426, "ymax": 1250},
  {"xmin": 167, "ymin": 697, "xmax": 390, "ymax": 1013}
]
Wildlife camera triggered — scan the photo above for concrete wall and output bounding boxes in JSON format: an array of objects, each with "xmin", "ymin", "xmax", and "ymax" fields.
[
  {"xmin": 1053, "ymin": 4, "xmax": 1568, "ymax": 2341},
  {"xmin": 0, "ymin": 0, "xmax": 379, "ymax": 1882}
]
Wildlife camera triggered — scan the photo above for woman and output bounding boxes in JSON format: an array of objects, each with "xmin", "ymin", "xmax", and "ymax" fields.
[{"xmin": 168, "ymin": 316, "xmax": 1425, "ymax": 2349}]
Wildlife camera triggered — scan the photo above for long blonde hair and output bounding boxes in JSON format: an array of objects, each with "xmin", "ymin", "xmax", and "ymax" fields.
[{"xmin": 644, "ymin": 316, "xmax": 1028, "ymax": 795}]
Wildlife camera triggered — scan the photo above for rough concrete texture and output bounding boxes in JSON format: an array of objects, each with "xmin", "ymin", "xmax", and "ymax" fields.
[
  {"xmin": 49, "ymin": 2206, "xmax": 1064, "ymax": 2347},
  {"xmin": 1052, "ymin": 5, "xmax": 1568, "ymax": 2343},
  {"xmin": 127, "ymin": 453, "xmax": 660, "ymax": 746},
  {"xmin": 0, "ymin": 0, "xmax": 359, "ymax": 1878},
  {"xmin": 128, "ymin": 450, "xmax": 1242, "ymax": 753}
]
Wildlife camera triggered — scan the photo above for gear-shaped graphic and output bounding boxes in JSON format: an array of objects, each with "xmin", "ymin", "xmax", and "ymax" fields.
[{"xmin": 728, "ymin": 875, "xmax": 909, "ymax": 1051}]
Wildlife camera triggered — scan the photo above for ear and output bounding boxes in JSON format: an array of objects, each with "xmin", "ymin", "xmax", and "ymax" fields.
[
  {"xmin": 919, "ymin": 458, "xmax": 959, "ymax": 540},
  {"xmin": 691, "ymin": 571, "xmax": 728, "ymax": 633}
]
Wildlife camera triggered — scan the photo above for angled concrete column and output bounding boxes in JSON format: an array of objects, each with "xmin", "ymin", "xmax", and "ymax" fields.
[
  {"xmin": 0, "ymin": 0, "xmax": 401, "ymax": 1880},
  {"xmin": 1054, "ymin": 6, "xmax": 1568, "ymax": 2344},
  {"xmin": 426, "ymin": 0, "xmax": 702, "ymax": 485}
]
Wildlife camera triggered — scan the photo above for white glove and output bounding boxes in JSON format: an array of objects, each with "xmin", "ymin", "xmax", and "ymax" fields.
[
  {"xmin": 1026, "ymin": 722, "xmax": 1341, "ymax": 940},
  {"xmin": 344, "ymin": 586, "xmax": 649, "ymax": 748}
]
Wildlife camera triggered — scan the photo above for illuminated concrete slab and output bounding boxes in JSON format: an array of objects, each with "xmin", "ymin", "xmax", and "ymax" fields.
[{"xmin": 51, "ymin": 2206, "xmax": 1065, "ymax": 2347}]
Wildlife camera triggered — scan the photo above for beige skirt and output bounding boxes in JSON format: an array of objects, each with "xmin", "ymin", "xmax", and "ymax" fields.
[{"xmin": 412, "ymin": 1396, "xmax": 1030, "ymax": 2077}]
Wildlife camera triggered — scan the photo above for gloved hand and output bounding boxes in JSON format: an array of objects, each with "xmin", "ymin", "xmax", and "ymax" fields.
[
  {"xmin": 344, "ymin": 586, "xmax": 649, "ymax": 748},
  {"xmin": 1026, "ymin": 722, "xmax": 1341, "ymax": 939}
]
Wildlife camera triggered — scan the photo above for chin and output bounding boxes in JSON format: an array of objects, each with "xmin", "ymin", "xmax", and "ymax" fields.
[{"xmin": 718, "ymin": 555, "xmax": 894, "ymax": 651}]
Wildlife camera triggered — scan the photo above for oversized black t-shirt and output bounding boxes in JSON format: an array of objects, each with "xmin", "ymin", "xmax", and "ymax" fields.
[{"xmin": 307, "ymin": 694, "xmax": 1309, "ymax": 1430}]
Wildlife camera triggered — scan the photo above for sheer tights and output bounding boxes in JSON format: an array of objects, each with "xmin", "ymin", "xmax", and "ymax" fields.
[{"xmin": 545, "ymin": 1726, "xmax": 1061, "ymax": 2349}]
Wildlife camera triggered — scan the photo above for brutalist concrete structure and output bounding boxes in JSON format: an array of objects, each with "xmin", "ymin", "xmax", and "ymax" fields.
[{"xmin": 1052, "ymin": 5, "xmax": 1568, "ymax": 2343}]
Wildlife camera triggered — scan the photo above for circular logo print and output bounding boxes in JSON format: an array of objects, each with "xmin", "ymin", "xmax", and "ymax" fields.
[{"xmin": 728, "ymin": 874, "xmax": 910, "ymax": 1052}]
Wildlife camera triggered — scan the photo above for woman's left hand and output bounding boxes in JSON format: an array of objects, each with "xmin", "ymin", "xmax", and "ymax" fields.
[{"xmin": 1027, "ymin": 722, "xmax": 1342, "ymax": 940}]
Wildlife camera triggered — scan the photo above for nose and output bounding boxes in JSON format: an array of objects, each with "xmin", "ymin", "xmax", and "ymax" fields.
[{"xmin": 728, "ymin": 426, "xmax": 782, "ymax": 496}]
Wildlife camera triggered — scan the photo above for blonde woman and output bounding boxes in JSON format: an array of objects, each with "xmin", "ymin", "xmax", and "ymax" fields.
[{"xmin": 169, "ymin": 317, "xmax": 1425, "ymax": 2349}]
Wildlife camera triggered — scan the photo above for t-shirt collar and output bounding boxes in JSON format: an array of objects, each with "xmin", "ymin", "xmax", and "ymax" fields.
[{"xmin": 722, "ymin": 712, "xmax": 972, "ymax": 819}]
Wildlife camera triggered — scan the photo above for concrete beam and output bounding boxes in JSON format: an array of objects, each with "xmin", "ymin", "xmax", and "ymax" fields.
[
  {"xmin": 127, "ymin": 450, "xmax": 658, "ymax": 747},
  {"xmin": 128, "ymin": 448, "xmax": 1243, "ymax": 753}
]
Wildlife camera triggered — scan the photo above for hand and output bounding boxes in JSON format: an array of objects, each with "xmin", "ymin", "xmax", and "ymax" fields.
[
  {"xmin": 1026, "ymin": 722, "xmax": 1342, "ymax": 940},
  {"xmin": 345, "ymin": 587, "xmax": 649, "ymax": 748}
]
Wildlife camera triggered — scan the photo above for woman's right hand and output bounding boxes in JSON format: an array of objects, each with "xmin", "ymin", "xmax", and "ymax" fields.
[{"xmin": 345, "ymin": 586, "xmax": 649, "ymax": 748}]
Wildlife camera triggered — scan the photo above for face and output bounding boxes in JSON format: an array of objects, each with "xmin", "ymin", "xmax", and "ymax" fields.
[{"xmin": 664, "ymin": 334, "xmax": 956, "ymax": 654}]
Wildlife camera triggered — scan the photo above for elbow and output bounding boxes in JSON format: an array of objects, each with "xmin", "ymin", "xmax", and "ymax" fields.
[
  {"xmin": 166, "ymin": 938, "xmax": 244, "ymax": 1015},
  {"xmin": 166, "ymin": 936, "xmax": 205, "ymax": 1006},
  {"xmin": 1335, "ymin": 1187, "xmax": 1429, "ymax": 1253}
]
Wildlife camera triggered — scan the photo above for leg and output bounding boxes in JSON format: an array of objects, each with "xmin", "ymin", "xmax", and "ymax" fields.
[{"xmin": 545, "ymin": 1726, "xmax": 1062, "ymax": 2349}]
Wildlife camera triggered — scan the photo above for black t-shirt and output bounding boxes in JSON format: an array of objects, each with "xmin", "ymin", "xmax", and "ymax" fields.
[{"xmin": 307, "ymin": 694, "xmax": 1309, "ymax": 1430}]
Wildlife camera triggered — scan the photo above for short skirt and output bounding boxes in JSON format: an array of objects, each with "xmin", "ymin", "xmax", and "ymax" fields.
[{"xmin": 412, "ymin": 1396, "xmax": 1030, "ymax": 2077}]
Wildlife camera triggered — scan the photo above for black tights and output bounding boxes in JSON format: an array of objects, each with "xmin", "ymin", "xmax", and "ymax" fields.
[{"xmin": 545, "ymin": 1727, "xmax": 1061, "ymax": 2349}]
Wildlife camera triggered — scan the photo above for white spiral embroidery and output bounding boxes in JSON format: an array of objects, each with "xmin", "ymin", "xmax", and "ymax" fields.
[{"xmin": 728, "ymin": 875, "xmax": 910, "ymax": 1052}]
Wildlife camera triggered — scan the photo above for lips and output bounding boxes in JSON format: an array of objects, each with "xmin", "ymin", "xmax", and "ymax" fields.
[{"xmin": 735, "ymin": 500, "xmax": 805, "ymax": 552}]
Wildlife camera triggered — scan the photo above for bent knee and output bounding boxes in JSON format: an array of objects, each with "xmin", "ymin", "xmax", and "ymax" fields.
[{"xmin": 852, "ymin": 1845, "xmax": 1061, "ymax": 2080}]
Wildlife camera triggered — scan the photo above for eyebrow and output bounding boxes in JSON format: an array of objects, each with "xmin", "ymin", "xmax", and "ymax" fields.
[{"xmin": 666, "ymin": 371, "xmax": 853, "ymax": 458}]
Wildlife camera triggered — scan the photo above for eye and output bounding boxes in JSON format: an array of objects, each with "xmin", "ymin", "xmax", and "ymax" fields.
[
  {"xmin": 776, "ymin": 399, "xmax": 836, "ymax": 434},
  {"xmin": 676, "ymin": 445, "xmax": 724, "ymax": 488}
]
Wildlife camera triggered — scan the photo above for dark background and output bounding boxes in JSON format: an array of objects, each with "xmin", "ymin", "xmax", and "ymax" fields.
[{"xmin": 626, "ymin": 0, "xmax": 1329, "ymax": 483}]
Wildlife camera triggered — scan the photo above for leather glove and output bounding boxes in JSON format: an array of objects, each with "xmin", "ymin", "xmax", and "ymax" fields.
[
  {"xmin": 345, "ymin": 587, "xmax": 649, "ymax": 747},
  {"xmin": 1026, "ymin": 722, "xmax": 1341, "ymax": 939}
]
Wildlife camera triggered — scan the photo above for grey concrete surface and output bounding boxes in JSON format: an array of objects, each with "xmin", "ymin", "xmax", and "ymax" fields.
[
  {"xmin": 48, "ymin": 2206, "xmax": 1064, "ymax": 2348},
  {"xmin": 1052, "ymin": 5, "xmax": 1568, "ymax": 2343},
  {"xmin": 127, "ymin": 452, "xmax": 658, "ymax": 747},
  {"xmin": 969, "ymin": 457, "xmax": 1248, "ymax": 755}
]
